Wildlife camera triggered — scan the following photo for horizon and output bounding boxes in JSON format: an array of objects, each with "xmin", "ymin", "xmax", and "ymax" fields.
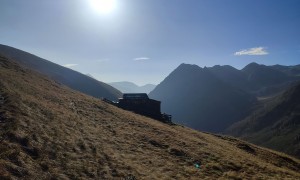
[
  {"xmin": 1, "ymin": 0, "xmax": 300, "ymax": 85},
  {"xmin": 2, "ymin": 43, "xmax": 300, "ymax": 86}
]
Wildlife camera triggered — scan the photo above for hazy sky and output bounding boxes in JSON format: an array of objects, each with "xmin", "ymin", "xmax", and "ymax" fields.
[{"xmin": 1, "ymin": 0, "xmax": 300, "ymax": 85}]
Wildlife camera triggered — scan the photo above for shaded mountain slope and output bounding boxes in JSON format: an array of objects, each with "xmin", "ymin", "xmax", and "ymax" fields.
[
  {"xmin": 1, "ymin": 55, "xmax": 300, "ymax": 179},
  {"xmin": 208, "ymin": 63, "xmax": 300, "ymax": 97},
  {"xmin": 271, "ymin": 64, "xmax": 300, "ymax": 77},
  {"xmin": 208, "ymin": 65, "xmax": 251, "ymax": 92},
  {"xmin": 0, "ymin": 44, "xmax": 121, "ymax": 101},
  {"xmin": 227, "ymin": 83, "xmax": 300, "ymax": 158},
  {"xmin": 241, "ymin": 63, "xmax": 296, "ymax": 96},
  {"xmin": 242, "ymin": 62, "xmax": 290, "ymax": 88},
  {"xmin": 149, "ymin": 64, "xmax": 256, "ymax": 132},
  {"xmin": 109, "ymin": 81, "xmax": 156, "ymax": 94}
]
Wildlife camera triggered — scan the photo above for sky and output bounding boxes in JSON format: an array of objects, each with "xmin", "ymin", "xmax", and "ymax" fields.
[{"xmin": 1, "ymin": 0, "xmax": 300, "ymax": 85}]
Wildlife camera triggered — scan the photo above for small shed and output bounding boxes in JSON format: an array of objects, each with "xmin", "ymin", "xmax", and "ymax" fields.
[{"xmin": 117, "ymin": 93, "xmax": 171, "ymax": 123}]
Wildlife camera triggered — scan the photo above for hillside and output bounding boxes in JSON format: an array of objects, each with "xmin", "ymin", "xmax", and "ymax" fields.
[
  {"xmin": 149, "ymin": 63, "xmax": 256, "ymax": 133},
  {"xmin": 208, "ymin": 63, "xmax": 300, "ymax": 97},
  {"xmin": 0, "ymin": 44, "xmax": 122, "ymax": 101},
  {"xmin": 242, "ymin": 62, "xmax": 294, "ymax": 96},
  {"xmin": 208, "ymin": 65, "xmax": 251, "ymax": 92},
  {"xmin": 227, "ymin": 83, "xmax": 300, "ymax": 158},
  {"xmin": 1, "ymin": 55, "xmax": 300, "ymax": 179},
  {"xmin": 109, "ymin": 81, "xmax": 156, "ymax": 94},
  {"xmin": 270, "ymin": 64, "xmax": 300, "ymax": 77}
]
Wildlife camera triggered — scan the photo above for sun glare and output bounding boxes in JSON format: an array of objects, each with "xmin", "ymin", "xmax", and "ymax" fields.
[{"xmin": 89, "ymin": 0, "xmax": 117, "ymax": 14}]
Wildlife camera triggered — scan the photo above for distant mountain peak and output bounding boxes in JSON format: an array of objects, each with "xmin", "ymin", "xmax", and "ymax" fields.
[
  {"xmin": 249, "ymin": 62, "xmax": 259, "ymax": 65},
  {"xmin": 177, "ymin": 63, "xmax": 201, "ymax": 69},
  {"xmin": 109, "ymin": 81, "xmax": 156, "ymax": 94},
  {"xmin": 219, "ymin": 64, "xmax": 235, "ymax": 68},
  {"xmin": 149, "ymin": 62, "xmax": 256, "ymax": 132},
  {"xmin": 242, "ymin": 62, "xmax": 261, "ymax": 71}
]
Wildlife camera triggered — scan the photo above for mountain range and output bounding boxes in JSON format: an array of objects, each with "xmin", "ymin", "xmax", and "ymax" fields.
[
  {"xmin": 150, "ymin": 63, "xmax": 300, "ymax": 133},
  {"xmin": 1, "ymin": 53, "xmax": 300, "ymax": 179},
  {"xmin": 0, "ymin": 44, "xmax": 122, "ymax": 101},
  {"xmin": 109, "ymin": 81, "xmax": 156, "ymax": 94},
  {"xmin": 149, "ymin": 63, "xmax": 257, "ymax": 132},
  {"xmin": 209, "ymin": 63, "xmax": 300, "ymax": 97}
]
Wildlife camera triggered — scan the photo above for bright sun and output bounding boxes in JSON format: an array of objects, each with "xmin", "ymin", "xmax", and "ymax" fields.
[{"xmin": 89, "ymin": 0, "xmax": 117, "ymax": 14}]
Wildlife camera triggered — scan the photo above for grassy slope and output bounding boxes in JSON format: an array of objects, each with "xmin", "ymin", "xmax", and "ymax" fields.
[{"xmin": 0, "ymin": 55, "xmax": 300, "ymax": 179}]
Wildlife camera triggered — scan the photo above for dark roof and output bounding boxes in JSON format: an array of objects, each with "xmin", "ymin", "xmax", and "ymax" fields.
[{"xmin": 122, "ymin": 93, "xmax": 149, "ymax": 100}]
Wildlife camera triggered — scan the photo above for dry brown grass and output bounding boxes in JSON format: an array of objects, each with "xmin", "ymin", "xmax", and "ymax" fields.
[{"xmin": 1, "ymin": 55, "xmax": 300, "ymax": 179}]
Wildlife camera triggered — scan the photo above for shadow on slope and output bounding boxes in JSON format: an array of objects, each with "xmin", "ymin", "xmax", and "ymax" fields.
[{"xmin": 227, "ymin": 83, "xmax": 300, "ymax": 158}]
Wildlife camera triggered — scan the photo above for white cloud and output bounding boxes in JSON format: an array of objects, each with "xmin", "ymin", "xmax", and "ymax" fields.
[
  {"xmin": 133, "ymin": 57, "xmax": 150, "ymax": 61},
  {"xmin": 63, "ymin": 64, "xmax": 78, "ymax": 68},
  {"xmin": 234, "ymin": 47, "xmax": 268, "ymax": 56}
]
